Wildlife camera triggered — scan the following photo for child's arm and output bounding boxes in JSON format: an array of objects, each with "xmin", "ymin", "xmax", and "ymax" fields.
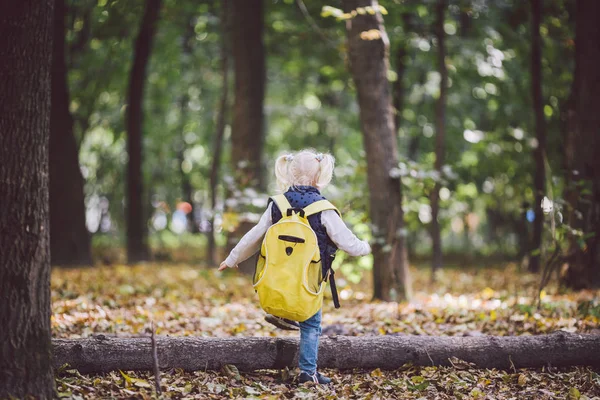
[
  {"xmin": 321, "ymin": 210, "xmax": 371, "ymax": 256},
  {"xmin": 218, "ymin": 203, "xmax": 273, "ymax": 270}
]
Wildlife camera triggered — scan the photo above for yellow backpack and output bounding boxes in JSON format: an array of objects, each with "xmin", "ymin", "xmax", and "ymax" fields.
[{"xmin": 253, "ymin": 194, "xmax": 340, "ymax": 322}]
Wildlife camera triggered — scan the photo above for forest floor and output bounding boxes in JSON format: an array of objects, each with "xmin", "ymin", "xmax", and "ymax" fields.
[{"xmin": 52, "ymin": 262, "xmax": 600, "ymax": 399}]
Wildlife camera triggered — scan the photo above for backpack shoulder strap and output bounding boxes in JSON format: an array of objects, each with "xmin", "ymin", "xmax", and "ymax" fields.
[
  {"xmin": 303, "ymin": 198, "xmax": 342, "ymax": 309},
  {"xmin": 303, "ymin": 200, "xmax": 340, "ymax": 217},
  {"xmin": 271, "ymin": 194, "xmax": 292, "ymax": 215}
]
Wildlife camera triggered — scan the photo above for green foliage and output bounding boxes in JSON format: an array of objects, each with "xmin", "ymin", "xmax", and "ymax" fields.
[
  {"xmin": 577, "ymin": 299, "xmax": 600, "ymax": 319},
  {"xmin": 69, "ymin": 0, "xmax": 577, "ymax": 277}
]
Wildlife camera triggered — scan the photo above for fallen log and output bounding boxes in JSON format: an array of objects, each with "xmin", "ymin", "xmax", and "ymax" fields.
[{"xmin": 52, "ymin": 331, "xmax": 600, "ymax": 374}]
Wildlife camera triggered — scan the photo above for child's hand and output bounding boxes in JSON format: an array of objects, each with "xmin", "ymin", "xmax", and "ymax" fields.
[{"xmin": 218, "ymin": 261, "xmax": 237, "ymax": 271}]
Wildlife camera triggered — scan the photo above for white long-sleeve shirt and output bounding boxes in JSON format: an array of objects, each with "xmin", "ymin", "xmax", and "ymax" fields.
[{"xmin": 224, "ymin": 203, "xmax": 371, "ymax": 267}]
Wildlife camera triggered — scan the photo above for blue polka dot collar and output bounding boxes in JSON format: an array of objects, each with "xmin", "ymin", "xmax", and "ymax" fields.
[{"xmin": 288, "ymin": 185, "xmax": 320, "ymax": 194}]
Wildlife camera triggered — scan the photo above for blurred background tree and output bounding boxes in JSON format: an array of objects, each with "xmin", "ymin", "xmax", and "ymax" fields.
[{"xmin": 49, "ymin": 0, "xmax": 598, "ymax": 293}]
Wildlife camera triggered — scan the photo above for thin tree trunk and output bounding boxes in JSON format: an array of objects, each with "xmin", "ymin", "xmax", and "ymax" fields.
[
  {"xmin": 561, "ymin": 45, "xmax": 578, "ymax": 254},
  {"xmin": 393, "ymin": 11, "xmax": 415, "ymax": 138},
  {"xmin": 227, "ymin": 0, "xmax": 266, "ymax": 270},
  {"xmin": 343, "ymin": 0, "xmax": 412, "ymax": 302},
  {"xmin": 559, "ymin": 2, "xmax": 578, "ymax": 250},
  {"xmin": 0, "ymin": 1, "xmax": 54, "ymax": 398},
  {"xmin": 529, "ymin": 0, "xmax": 546, "ymax": 274},
  {"xmin": 392, "ymin": 32, "xmax": 408, "ymax": 135},
  {"xmin": 67, "ymin": 1, "xmax": 92, "ymax": 60},
  {"xmin": 463, "ymin": 212, "xmax": 471, "ymax": 256},
  {"xmin": 177, "ymin": 19, "xmax": 198, "ymax": 234},
  {"xmin": 50, "ymin": 0, "xmax": 93, "ymax": 267},
  {"xmin": 431, "ymin": 0, "xmax": 447, "ymax": 277},
  {"xmin": 459, "ymin": 6, "xmax": 472, "ymax": 37},
  {"xmin": 52, "ymin": 331, "xmax": 600, "ymax": 373},
  {"xmin": 405, "ymin": 69, "xmax": 427, "ymax": 259},
  {"xmin": 177, "ymin": 144, "xmax": 197, "ymax": 232},
  {"xmin": 562, "ymin": 0, "xmax": 600, "ymax": 288},
  {"xmin": 396, "ymin": 11, "xmax": 418, "ymax": 258},
  {"xmin": 407, "ymin": 70, "xmax": 427, "ymax": 162},
  {"xmin": 208, "ymin": 0, "xmax": 231, "ymax": 264},
  {"xmin": 126, "ymin": 0, "xmax": 162, "ymax": 263}
]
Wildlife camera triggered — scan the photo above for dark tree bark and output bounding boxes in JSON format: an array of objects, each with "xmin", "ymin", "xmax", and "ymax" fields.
[
  {"xmin": 431, "ymin": 0, "xmax": 447, "ymax": 277},
  {"xmin": 226, "ymin": 0, "xmax": 266, "ymax": 269},
  {"xmin": 343, "ymin": 0, "xmax": 412, "ymax": 301},
  {"xmin": 50, "ymin": 0, "xmax": 93, "ymax": 267},
  {"xmin": 562, "ymin": 0, "xmax": 600, "ymax": 288},
  {"xmin": 126, "ymin": 0, "xmax": 162, "ymax": 263},
  {"xmin": 459, "ymin": 6, "xmax": 473, "ymax": 37},
  {"xmin": 231, "ymin": 0, "xmax": 265, "ymax": 185},
  {"xmin": 0, "ymin": 1, "xmax": 54, "ymax": 398},
  {"xmin": 529, "ymin": 0, "xmax": 547, "ymax": 274},
  {"xmin": 52, "ymin": 331, "xmax": 600, "ymax": 374},
  {"xmin": 209, "ymin": 0, "xmax": 231, "ymax": 264}
]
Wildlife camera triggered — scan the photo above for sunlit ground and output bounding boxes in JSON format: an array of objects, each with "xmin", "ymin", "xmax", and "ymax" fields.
[{"xmin": 51, "ymin": 262, "xmax": 600, "ymax": 399}]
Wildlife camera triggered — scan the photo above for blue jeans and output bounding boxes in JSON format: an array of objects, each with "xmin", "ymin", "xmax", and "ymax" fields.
[{"xmin": 298, "ymin": 309, "xmax": 322, "ymax": 374}]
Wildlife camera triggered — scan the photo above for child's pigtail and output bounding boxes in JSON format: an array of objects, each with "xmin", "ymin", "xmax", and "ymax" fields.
[
  {"xmin": 315, "ymin": 153, "xmax": 335, "ymax": 190},
  {"xmin": 275, "ymin": 153, "xmax": 293, "ymax": 192}
]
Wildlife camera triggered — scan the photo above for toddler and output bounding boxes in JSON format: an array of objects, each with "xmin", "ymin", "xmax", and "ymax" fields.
[{"xmin": 219, "ymin": 149, "xmax": 371, "ymax": 384}]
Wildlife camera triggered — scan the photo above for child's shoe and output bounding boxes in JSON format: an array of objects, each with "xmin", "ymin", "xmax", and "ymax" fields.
[
  {"xmin": 264, "ymin": 314, "xmax": 300, "ymax": 330},
  {"xmin": 298, "ymin": 371, "xmax": 332, "ymax": 384}
]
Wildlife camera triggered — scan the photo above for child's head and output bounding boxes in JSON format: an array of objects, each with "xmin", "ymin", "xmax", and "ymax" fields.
[{"xmin": 275, "ymin": 149, "xmax": 335, "ymax": 192}]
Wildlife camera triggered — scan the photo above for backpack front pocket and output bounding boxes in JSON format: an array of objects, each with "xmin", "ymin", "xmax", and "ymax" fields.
[{"xmin": 304, "ymin": 256, "xmax": 325, "ymax": 295}]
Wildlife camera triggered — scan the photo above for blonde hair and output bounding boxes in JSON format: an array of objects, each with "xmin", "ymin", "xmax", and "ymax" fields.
[{"xmin": 275, "ymin": 149, "xmax": 335, "ymax": 192}]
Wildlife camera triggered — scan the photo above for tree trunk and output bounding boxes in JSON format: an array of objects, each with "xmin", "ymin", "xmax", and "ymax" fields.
[
  {"xmin": 343, "ymin": 0, "xmax": 412, "ymax": 302},
  {"xmin": 177, "ymin": 143, "xmax": 197, "ymax": 232},
  {"xmin": 50, "ymin": 0, "xmax": 93, "ymax": 267},
  {"xmin": 52, "ymin": 331, "xmax": 600, "ymax": 374},
  {"xmin": 208, "ymin": 0, "xmax": 231, "ymax": 264},
  {"xmin": 392, "ymin": 46, "xmax": 407, "ymax": 135},
  {"xmin": 431, "ymin": 0, "xmax": 447, "ymax": 277},
  {"xmin": 126, "ymin": 0, "xmax": 162, "ymax": 263},
  {"xmin": 562, "ymin": 0, "xmax": 600, "ymax": 288},
  {"xmin": 407, "ymin": 69, "xmax": 427, "ymax": 162},
  {"xmin": 177, "ymin": 19, "xmax": 198, "ymax": 234},
  {"xmin": 0, "ymin": 1, "xmax": 54, "ymax": 398},
  {"xmin": 405, "ymin": 69, "xmax": 427, "ymax": 259},
  {"xmin": 392, "ymin": 16, "xmax": 409, "ymax": 136},
  {"xmin": 529, "ymin": 0, "xmax": 546, "ymax": 274},
  {"xmin": 226, "ymin": 0, "xmax": 266, "ymax": 270},
  {"xmin": 397, "ymin": 12, "xmax": 420, "ymax": 259},
  {"xmin": 459, "ymin": 6, "xmax": 473, "ymax": 37}
]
